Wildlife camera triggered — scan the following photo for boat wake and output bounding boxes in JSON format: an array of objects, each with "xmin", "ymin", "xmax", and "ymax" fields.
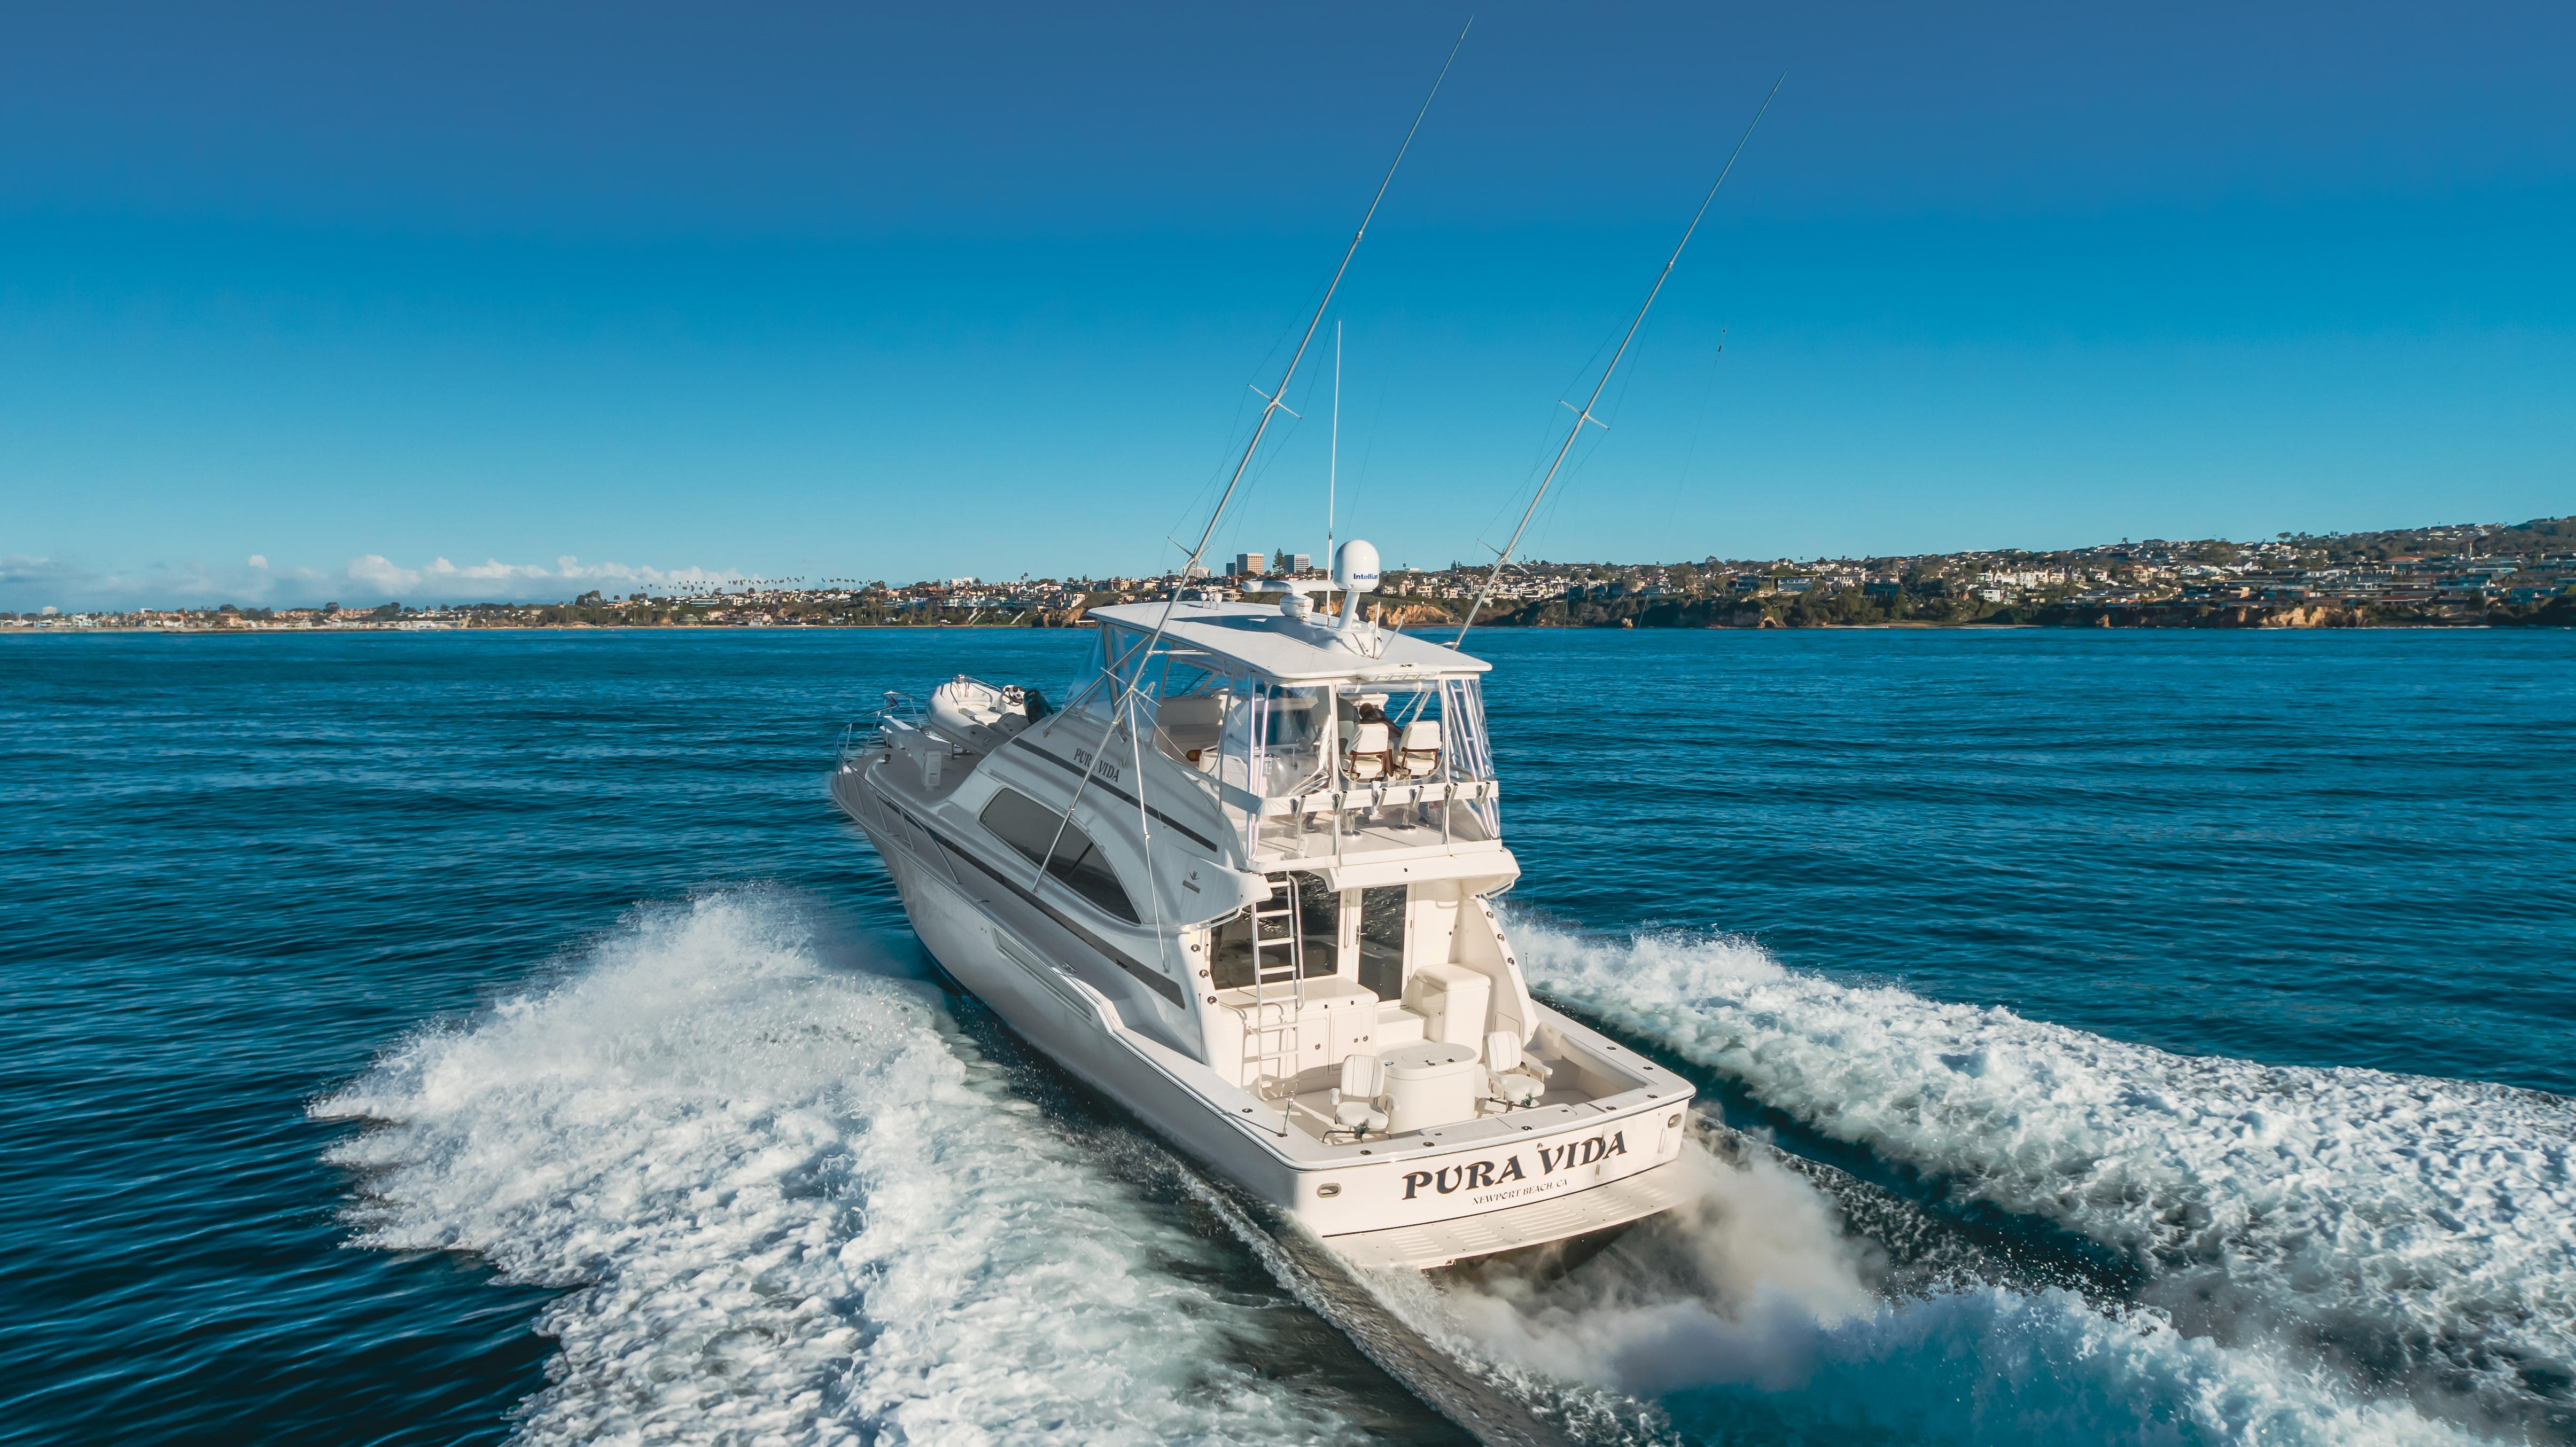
[
  {"xmin": 1346, "ymin": 1130, "xmax": 2498, "ymax": 1446},
  {"xmin": 1426, "ymin": 918, "xmax": 2574, "ymax": 1445},
  {"xmin": 312, "ymin": 889, "xmax": 1396, "ymax": 1446},
  {"xmin": 308, "ymin": 888, "xmax": 2570, "ymax": 1445}
]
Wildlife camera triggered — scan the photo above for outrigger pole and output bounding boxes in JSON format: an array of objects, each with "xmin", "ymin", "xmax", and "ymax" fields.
[
  {"xmin": 1450, "ymin": 75, "xmax": 1783, "ymax": 649},
  {"xmin": 1032, "ymin": 21, "xmax": 1472, "ymax": 884}
]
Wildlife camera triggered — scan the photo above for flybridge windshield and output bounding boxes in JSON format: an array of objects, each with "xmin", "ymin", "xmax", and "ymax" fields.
[
  {"xmin": 1064, "ymin": 620, "xmax": 1501, "ymax": 854},
  {"xmin": 1071, "ymin": 624, "xmax": 1231, "ymax": 707}
]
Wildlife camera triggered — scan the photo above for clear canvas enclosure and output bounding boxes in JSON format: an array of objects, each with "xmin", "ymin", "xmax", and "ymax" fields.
[{"xmin": 1064, "ymin": 619, "xmax": 1501, "ymax": 864}]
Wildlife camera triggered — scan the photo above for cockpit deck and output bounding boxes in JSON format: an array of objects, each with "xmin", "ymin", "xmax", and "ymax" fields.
[
  {"xmin": 1201, "ymin": 968, "xmax": 1670, "ymax": 1153},
  {"xmin": 1271, "ymin": 1051, "xmax": 1603, "ymax": 1144}
]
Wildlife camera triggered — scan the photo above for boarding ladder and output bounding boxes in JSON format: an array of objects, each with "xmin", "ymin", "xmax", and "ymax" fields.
[{"xmin": 1243, "ymin": 873, "xmax": 1307, "ymax": 1098}]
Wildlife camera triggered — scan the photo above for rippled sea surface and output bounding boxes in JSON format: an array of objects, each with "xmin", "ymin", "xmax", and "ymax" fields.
[{"xmin": 5, "ymin": 627, "xmax": 2571, "ymax": 1446}]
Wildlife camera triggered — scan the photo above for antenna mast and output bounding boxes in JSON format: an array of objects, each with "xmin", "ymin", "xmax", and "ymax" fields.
[
  {"xmin": 1165, "ymin": 27, "xmax": 1464, "ymax": 613},
  {"xmin": 1452, "ymin": 75, "xmax": 1781, "ymax": 646},
  {"xmin": 1032, "ymin": 21, "xmax": 1470, "ymax": 875},
  {"xmin": 1327, "ymin": 319, "xmax": 1341, "ymax": 574}
]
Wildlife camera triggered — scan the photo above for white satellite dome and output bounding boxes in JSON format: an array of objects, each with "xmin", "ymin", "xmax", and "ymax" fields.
[{"xmin": 1332, "ymin": 539, "xmax": 1381, "ymax": 593}]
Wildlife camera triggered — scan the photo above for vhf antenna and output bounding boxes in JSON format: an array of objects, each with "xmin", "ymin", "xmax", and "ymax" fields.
[
  {"xmin": 1031, "ymin": 20, "xmax": 1472, "ymax": 887},
  {"xmin": 1451, "ymin": 74, "xmax": 1782, "ymax": 647},
  {"xmin": 1327, "ymin": 319, "xmax": 1341, "ymax": 583}
]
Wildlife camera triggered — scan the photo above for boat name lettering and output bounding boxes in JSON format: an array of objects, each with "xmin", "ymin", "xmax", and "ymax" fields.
[
  {"xmin": 1070, "ymin": 748, "xmax": 1122, "ymax": 783},
  {"xmin": 1399, "ymin": 1131, "xmax": 1628, "ymax": 1200}
]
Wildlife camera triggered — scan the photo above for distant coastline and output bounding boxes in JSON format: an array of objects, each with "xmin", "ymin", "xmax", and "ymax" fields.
[
  {"xmin": 18, "ymin": 611, "xmax": 2572, "ymax": 636},
  {"xmin": 12, "ymin": 513, "xmax": 2571, "ymax": 633}
]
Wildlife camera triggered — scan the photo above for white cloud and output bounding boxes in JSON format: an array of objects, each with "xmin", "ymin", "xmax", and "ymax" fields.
[
  {"xmin": 0, "ymin": 551, "xmax": 747, "ymax": 612},
  {"xmin": 340, "ymin": 554, "xmax": 745, "ymax": 595}
]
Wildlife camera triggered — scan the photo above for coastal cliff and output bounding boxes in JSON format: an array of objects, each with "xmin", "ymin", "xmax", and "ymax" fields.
[{"xmin": 1367, "ymin": 593, "xmax": 2576, "ymax": 631}]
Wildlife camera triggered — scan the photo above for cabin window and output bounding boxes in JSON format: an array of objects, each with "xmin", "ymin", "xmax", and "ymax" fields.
[
  {"xmin": 1209, "ymin": 917, "xmax": 1253, "ymax": 988},
  {"xmin": 979, "ymin": 788, "xmax": 1139, "ymax": 924},
  {"xmin": 1292, "ymin": 871, "xmax": 1339, "ymax": 973},
  {"xmin": 1210, "ymin": 871, "xmax": 1340, "ymax": 988},
  {"xmin": 1357, "ymin": 885, "xmax": 1407, "ymax": 1001}
]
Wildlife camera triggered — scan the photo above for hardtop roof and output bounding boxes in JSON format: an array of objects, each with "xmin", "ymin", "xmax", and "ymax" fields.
[{"xmin": 1086, "ymin": 600, "xmax": 1490, "ymax": 683}]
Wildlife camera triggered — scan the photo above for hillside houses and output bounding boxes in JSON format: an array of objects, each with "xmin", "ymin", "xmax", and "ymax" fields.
[{"xmin": 11, "ymin": 517, "xmax": 2571, "ymax": 631}]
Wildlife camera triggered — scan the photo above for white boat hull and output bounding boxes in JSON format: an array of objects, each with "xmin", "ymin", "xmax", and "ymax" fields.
[{"xmin": 846, "ymin": 781, "xmax": 1699, "ymax": 1269}]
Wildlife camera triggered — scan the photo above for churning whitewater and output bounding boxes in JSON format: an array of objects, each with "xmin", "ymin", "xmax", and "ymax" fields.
[
  {"xmin": 313, "ymin": 891, "xmax": 1386, "ymax": 1446},
  {"xmin": 1355, "ymin": 1140, "xmax": 2494, "ymax": 1447},
  {"xmin": 307, "ymin": 889, "xmax": 2568, "ymax": 1447},
  {"xmin": 1508, "ymin": 918, "xmax": 2573, "ymax": 1443}
]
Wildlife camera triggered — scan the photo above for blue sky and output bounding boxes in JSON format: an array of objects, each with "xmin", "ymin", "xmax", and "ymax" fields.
[{"xmin": 4, "ymin": 1, "xmax": 2570, "ymax": 608}]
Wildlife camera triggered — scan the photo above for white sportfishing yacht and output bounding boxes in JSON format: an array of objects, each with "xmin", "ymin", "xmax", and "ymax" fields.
[
  {"xmin": 829, "ymin": 545, "xmax": 1697, "ymax": 1268},
  {"xmin": 826, "ymin": 34, "xmax": 1770, "ymax": 1271}
]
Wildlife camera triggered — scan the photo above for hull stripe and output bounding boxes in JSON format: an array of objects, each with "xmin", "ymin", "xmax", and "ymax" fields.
[
  {"xmin": 1010, "ymin": 741, "xmax": 1223, "ymax": 854},
  {"xmin": 876, "ymin": 785, "xmax": 1190, "ymax": 1008}
]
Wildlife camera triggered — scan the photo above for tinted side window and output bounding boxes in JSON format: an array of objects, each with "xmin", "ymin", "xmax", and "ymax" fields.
[
  {"xmin": 979, "ymin": 788, "xmax": 1140, "ymax": 924},
  {"xmin": 1210, "ymin": 913, "xmax": 1255, "ymax": 989}
]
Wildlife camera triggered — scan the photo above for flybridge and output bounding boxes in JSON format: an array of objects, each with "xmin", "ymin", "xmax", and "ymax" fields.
[
  {"xmin": 1078, "ymin": 538, "xmax": 1471, "ymax": 686},
  {"xmin": 1080, "ymin": 600, "xmax": 1490, "ymax": 684},
  {"xmin": 1054, "ymin": 585, "xmax": 1505, "ymax": 871}
]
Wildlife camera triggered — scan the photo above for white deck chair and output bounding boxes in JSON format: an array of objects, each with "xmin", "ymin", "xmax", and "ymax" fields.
[
  {"xmin": 1342, "ymin": 720, "xmax": 1391, "ymax": 782},
  {"xmin": 1397, "ymin": 718, "xmax": 1441, "ymax": 778},
  {"xmin": 1485, "ymin": 1031, "xmax": 1550, "ymax": 1108},
  {"xmin": 1332, "ymin": 1053, "xmax": 1390, "ymax": 1134}
]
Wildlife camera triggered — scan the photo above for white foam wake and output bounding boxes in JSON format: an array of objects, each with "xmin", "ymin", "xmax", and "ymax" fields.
[
  {"xmin": 1512, "ymin": 920, "xmax": 2576, "ymax": 1436},
  {"xmin": 1358, "ymin": 1140, "xmax": 2486, "ymax": 1445},
  {"xmin": 314, "ymin": 891, "xmax": 1364, "ymax": 1446}
]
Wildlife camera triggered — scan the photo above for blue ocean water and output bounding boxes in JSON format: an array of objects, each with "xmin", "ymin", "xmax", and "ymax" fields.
[{"xmin": 3, "ymin": 627, "xmax": 2570, "ymax": 1445}]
